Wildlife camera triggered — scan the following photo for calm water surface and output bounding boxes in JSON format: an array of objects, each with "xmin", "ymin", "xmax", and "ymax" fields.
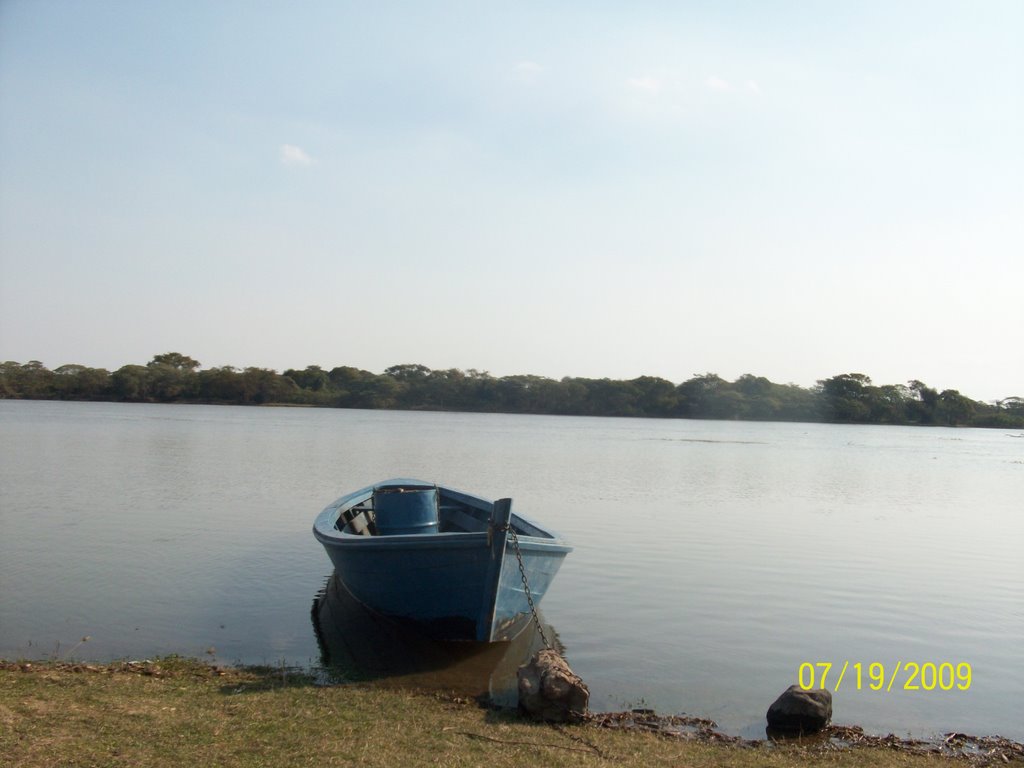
[{"xmin": 1, "ymin": 401, "xmax": 1021, "ymax": 740}]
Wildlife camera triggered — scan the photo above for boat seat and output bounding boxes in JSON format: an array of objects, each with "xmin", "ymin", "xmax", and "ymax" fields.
[{"xmin": 341, "ymin": 508, "xmax": 374, "ymax": 536}]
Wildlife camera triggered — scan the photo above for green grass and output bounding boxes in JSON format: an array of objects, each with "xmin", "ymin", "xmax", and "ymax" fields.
[{"xmin": 1, "ymin": 658, "xmax": 1018, "ymax": 767}]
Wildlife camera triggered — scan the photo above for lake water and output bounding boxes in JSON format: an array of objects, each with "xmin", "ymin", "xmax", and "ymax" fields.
[{"xmin": 1, "ymin": 400, "xmax": 1021, "ymax": 741}]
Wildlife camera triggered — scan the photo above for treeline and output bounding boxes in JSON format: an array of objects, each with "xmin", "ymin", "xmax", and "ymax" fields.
[{"xmin": 2, "ymin": 353, "xmax": 1022, "ymax": 428}]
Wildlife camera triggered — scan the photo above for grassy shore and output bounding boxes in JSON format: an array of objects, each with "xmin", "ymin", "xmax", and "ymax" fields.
[{"xmin": 2, "ymin": 658, "xmax": 1019, "ymax": 768}]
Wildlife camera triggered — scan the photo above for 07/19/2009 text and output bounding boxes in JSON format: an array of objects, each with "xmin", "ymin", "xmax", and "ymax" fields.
[{"xmin": 797, "ymin": 662, "xmax": 972, "ymax": 692}]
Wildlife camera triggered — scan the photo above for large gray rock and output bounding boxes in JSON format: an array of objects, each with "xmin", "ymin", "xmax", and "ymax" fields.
[
  {"xmin": 766, "ymin": 685, "xmax": 832, "ymax": 734},
  {"xmin": 517, "ymin": 649, "xmax": 589, "ymax": 722}
]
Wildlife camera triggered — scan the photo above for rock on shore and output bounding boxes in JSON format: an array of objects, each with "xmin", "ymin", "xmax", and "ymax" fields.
[
  {"xmin": 517, "ymin": 649, "xmax": 589, "ymax": 722},
  {"xmin": 766, "ymin": 685, "xmax": 832, "ymax": 734}
]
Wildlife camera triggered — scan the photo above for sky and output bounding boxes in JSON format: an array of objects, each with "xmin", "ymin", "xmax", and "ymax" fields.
[{"xmin": 1, "ymin": 1, "xmax": 1021, "ymax": 402}]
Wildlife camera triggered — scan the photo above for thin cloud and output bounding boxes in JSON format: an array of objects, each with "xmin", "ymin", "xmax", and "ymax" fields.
[
  {"xmin": 627, "ymin": 76, "xmax": 663, "ymax": 94},
  {"xmin": 705, "ymin": 76, "xmax": 732, "ymax": 92},
  {"xmin": 746, "ymin": 80, "xmax": 761, "ymax": 93},
  {"xmin": 280, "ymin": 144, "xmax": 312, "ymax": 167}
]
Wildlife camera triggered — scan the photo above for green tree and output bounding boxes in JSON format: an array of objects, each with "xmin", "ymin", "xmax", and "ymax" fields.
[
  {"xmin": 907, "ymin": 380, "xmax": 938, "ymax": 424},
  {"xmin": 999, "ymin": 396, "xmax": 1024, "ymax": 415},
  {"xmin": 238, "ymin": 367, "xmax": 293, "ymax": 404},
  {"xmin": 734, "ymin": 374, "xmax": 771, "ymax": 397},
  {"xmin": 327, "ymin": 366, "xmax": 395, "ymax": 408},
  {"xmin": 53, "ymin": 364, "xmax": 110, "ymax": 400},
  {"xmin": 734, "ymin": 374, "xmax": 782, "ymax": 420},
  {"xmin": 0, "ymin": 361, "xmax": 54, "ymax": 398},
  {"xmin": 677, "ymin": 373, "xmax": 743, "ymax": 419},
  {"xmin": 936, "ymin": 389, "xmax": 976, "ymax": 426},
  {"xmin": 384, "ymin": 364, "xmax": 431, "ymax": 382},
  {"xmin": 818, "ymin": 373, "xmax": 873, "ymax": 422},
  {"xmin": 583, "ymin": 378, "xmax": 640, "ymax": 416},
  {"xmin": 631, "ymin": 376, "xmax": 678, "ymax": 416},
  {"xmin": 383, "ymin": 364, "xmax": 433, "ymax": 408},
  {"xmin": 150, "ymin": 352, "xmax": 200, "ymax": 371},
  {"xmin": 423, "ymin": 368, "xmax": 468, "ymax": 410},
  {"xmin": 870, "ymin": 384, "xmax": 912, "ymax": 424},
  {"xmin": 0, "ymin": 363, "xmax": 17, "ymax": 398},
  {"xmin": 773, "ymin": 382, "xmax": 822, "ymax": 421},
  {"xmin": 146, "ymin": 353, "xmax": 200, "ymax": 401},
  {"xmin": 362, "ymin": 374, "xmax": 402, "ymax": 408},
  {"xmin": 197, "ymin": 367, "xmax": 244, "ymax": 401},
  {"xmin": 495, "ymin": 375, "xmax": 546, "ymax": 412},
  {"xmin": 284, "ymin": 365, "xmax": 331, "ymax": 392},
  {"xmin": 111, "ymin": 365, "xmax": 151, "ymax": 401}
]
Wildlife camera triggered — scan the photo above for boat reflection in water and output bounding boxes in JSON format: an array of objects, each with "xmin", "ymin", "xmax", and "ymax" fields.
[{"xmin": 312, "ymin": 573, "xmax": 559, "ymax": 707}]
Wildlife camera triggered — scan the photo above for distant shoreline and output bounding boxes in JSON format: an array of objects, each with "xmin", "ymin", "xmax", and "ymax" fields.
[{"xmin": 3, "ymin": 356, "xmax": 1022, "ymax": 429}]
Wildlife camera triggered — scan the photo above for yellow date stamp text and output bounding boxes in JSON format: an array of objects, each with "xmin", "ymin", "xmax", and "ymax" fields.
[{"xmin": 797, "ymin": 662, "xmax": 972, "ymax": 692}]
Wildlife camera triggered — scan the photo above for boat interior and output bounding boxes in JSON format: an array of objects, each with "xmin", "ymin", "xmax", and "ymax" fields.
[{"xmin": 336, "ymin": 486, "xmax": 548, "ymax": 539}]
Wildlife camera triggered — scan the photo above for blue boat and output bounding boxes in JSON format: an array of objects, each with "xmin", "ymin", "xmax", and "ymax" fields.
[{"xmin": 312, "ymin": 479, "xmax": 572, "ymax": 642}]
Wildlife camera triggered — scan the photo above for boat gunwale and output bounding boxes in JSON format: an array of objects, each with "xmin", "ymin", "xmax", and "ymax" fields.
[{"xmin": 311, "ymin": 478, "xmax": 572, "ymax": 554}]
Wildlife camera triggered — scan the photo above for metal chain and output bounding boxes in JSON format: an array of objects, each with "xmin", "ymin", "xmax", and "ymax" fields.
[
  {"xmin": 501, "ymin": 524, "xmax": 596, "ymax": 740},
  {"xmin": 504, "ymin": 524, "xmax": 552, "ymax": 650}
]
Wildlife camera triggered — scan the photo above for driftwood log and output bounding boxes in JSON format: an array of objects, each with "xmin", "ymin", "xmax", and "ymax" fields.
[{"xmin": 517, "ymin": 649, "xmax": 589, "ymax": 722}]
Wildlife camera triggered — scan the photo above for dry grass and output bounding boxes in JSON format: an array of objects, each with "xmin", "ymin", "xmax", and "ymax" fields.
[{"xmin": 1, "ymin": 659, "xmax": 1018, "ymax": 768}]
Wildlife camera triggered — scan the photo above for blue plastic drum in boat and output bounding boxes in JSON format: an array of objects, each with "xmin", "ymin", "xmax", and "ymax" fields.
[{"xmin": 373, "ymin": 486, "xmax": 439, "ymax": 535}]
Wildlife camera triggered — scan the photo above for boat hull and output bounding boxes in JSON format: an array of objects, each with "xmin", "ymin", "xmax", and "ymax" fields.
[{"xmin": 312, "ymin": 480, "xmax": 571, "ymax": 642}]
